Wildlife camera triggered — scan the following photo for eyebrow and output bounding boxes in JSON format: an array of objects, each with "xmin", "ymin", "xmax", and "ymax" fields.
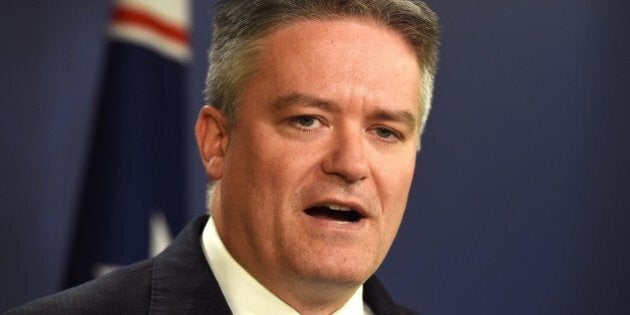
[
  {"xmin": 271, "ymin": 92, "xmax": 418, "ymax": 131},
  {"xmin": 367, "ymin": 108, "xmax": 418, "ymax": 132},
  {"xmin": 271, "ymin": 92, "xmax": 340, "ymax": 113}
]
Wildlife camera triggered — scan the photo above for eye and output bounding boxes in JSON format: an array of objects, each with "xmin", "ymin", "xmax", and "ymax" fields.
[
  {"xmin": 373, "ymin": 127, "xmax": 402, "ymax": 142},
  {"xmin": 291, "ymin": 115, "xmax": 321, "ymax": 130},
  {"xmin": 376, "ymin": 128, "xmax": 394, "ymax": 138}
]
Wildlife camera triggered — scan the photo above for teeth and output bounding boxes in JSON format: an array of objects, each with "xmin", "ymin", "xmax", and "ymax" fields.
[{"xmin": 325, "ymin": 204, "xmax": 352, "ymax": 211}]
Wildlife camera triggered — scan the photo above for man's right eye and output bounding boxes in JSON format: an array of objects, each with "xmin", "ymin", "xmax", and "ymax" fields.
[
  {"xmin": 297, "ymin": 116, "xmax": 315, "ymax": 127},
  {"xmin": 291, "ymin": 115, "xmax": 321, "ymax": 130}
]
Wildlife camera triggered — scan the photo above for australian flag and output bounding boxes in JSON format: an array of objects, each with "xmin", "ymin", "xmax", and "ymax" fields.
[{"xmin": 65, "ymin": 0, "xmax": 191, "ymax": 287}]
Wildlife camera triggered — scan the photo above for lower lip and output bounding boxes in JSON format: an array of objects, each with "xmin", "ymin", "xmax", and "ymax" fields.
[{"xmin": 302, "ymin": 212, "xmax": 367, "ymax": 232}]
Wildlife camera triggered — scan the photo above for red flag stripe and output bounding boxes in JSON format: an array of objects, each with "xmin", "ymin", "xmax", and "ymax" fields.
[{"xmin": 112, "ymin": 7, "xmax": 188, "ymax": 45}]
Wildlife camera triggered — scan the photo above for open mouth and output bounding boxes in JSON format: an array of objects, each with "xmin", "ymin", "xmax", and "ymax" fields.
[{"xmin": 304, "ymin": 205, "xmax": 363, "ymax": 223}]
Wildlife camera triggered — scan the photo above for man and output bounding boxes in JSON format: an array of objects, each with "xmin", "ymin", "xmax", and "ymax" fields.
[{"xmin": 7, "ymin": 0, "xmax": 439, "ymax": 314}]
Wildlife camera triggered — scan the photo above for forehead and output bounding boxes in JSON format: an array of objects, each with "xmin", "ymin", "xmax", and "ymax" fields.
[
  {"xmin": 260, "ymin": 18, "xmax": 419, "ymax": 71},
  {"xmin": 249, "ymin": 18, "xmax": 422, "ymax": 117}
]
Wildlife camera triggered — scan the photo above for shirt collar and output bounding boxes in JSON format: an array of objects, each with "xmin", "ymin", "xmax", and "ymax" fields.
[{"xmin": 201, "ymin": 216, "xmax": 371, "ymax": 315}]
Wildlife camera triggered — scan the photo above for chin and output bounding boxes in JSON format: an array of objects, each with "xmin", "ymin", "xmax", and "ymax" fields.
[{"xmin": 290, "ymin": 254, "xmax": 378, "ymax": 288}]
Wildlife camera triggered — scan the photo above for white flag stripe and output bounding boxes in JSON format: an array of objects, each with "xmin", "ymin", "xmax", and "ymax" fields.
[
  {"xmin": 116, "ymin": 0, "xmax": 190, "ymax": 28},
  {"xmin": 109, "ymin": 23, "xmax": 191, "ymax": 62},
  {"xmin": 149, "ymin": 211, "xmax": 174, "ymax": 257}
]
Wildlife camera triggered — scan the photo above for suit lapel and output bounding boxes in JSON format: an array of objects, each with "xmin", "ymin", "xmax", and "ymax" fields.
[
  {"xmin": 364, "ymin": 276, "xmax": 413, "ymax": 315},
  {"xmin": 149, "ymin": 215, "xmax": 231, "ymax": 315}
]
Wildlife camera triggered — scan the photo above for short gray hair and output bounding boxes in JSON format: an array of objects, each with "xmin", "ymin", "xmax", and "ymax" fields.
[{"xmin": 204, "ymin": 0, "xmax": 440, "ymax": 133}]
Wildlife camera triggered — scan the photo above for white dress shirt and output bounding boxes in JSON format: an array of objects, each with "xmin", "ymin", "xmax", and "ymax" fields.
[{"xmin": 201, "ymin": 217, "xmax": 374, "ymax": 315}]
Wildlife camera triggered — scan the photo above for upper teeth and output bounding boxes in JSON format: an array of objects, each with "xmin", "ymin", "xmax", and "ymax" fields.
[{"xmin": 325, "ymin": 204, "xmax": 351, "ymax": 211}]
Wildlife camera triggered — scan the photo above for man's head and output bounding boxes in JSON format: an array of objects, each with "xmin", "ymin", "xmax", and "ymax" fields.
[{"xmin": 195, "ymin": 0, "xmax": 438, "ymax": 311}]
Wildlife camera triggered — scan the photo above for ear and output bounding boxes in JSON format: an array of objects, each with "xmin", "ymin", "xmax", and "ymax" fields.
[{"xmin": 195, "ymin": 105, "xmax": 230, "ymax": 180}]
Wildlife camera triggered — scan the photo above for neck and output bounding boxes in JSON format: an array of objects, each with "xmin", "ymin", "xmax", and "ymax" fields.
[{"xmin": 271, "ymin": 278, "xmax": 359, "ymax": 315}]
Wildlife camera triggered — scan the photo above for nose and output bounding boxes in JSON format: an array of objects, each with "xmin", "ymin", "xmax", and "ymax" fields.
[{"xmin": 321, "ymin": 128, "xmax": 370, "ymax": 183}]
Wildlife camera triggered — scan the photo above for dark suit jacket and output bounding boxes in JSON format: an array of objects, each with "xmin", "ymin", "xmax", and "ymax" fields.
[{"xmin": 6, "ymin": 216, "xmax": 414, "ymax": 314}]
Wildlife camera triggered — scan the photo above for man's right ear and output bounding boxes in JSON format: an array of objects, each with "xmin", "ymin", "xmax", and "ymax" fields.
[{"xmin": 195, "ymin": 105, "xmax": 230, "ymax": 180}]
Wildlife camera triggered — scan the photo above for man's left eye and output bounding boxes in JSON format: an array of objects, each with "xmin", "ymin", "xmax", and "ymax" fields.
[
  {"xmin": 373, "ymin": 127, "xmax": 402, "ymax": 142},
  {"xmin": 375, "ymin": 127, "xmax": 394, "ymax": 138}
]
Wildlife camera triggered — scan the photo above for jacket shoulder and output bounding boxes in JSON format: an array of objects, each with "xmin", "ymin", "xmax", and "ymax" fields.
[
  {"xmin": 5, "ymin": 259, "xmax": 153, "ymax": 315},
  {"xmin": 364, "ymin": 276, "xmax": 419, "ymax": 315}
]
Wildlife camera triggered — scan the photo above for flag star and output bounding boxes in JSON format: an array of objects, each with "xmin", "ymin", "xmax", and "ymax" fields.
[{"xmin": 149, "ymin": 210, "xmax": 174, "ymax": 257}]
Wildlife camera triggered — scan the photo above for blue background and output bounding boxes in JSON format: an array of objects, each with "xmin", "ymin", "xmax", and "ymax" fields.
[{"xmin": 1, "ymin": 1, "xmax": 629, "ymax": 314}]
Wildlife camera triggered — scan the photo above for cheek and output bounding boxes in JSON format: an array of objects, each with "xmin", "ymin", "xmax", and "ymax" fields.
[
  {"xmin": 373, "ymin": 155, "xmax": 416, "ymax": 237},
  {"xmin": 376, "ymin": 156, "xmax": 416, "ymax": 201},
  {"xmin": 263, "ymin": 130, "xmax": 323, "ymax": 173},
  {"xmin": 232, "ymin": 131, "xmax": 319, "ymax": 201}
]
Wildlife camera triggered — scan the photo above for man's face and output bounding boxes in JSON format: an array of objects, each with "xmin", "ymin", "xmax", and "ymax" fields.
[{"xmin": 204, "ymin": 19, "xmax": 422, "ymax": 292}]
